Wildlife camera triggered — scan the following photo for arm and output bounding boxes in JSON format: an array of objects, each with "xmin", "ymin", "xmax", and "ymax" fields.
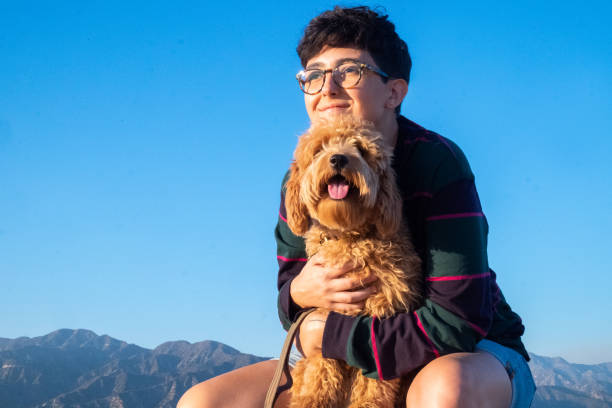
[
  {"xmin": 275, "ymin": 172, "xmax": 308, "ymax": 330},
  {"xmin": 321, "ymin": 142, "xmax": 498, "ymax": 380}
]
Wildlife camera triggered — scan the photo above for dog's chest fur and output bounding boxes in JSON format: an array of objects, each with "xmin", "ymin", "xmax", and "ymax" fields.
[{"xmin": 304, "ymin": 225, "xmax": 423, "ymax": 318}]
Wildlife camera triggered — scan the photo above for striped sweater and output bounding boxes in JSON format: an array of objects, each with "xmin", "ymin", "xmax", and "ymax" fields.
[{"xmin": 275, "ymin": 116, "xmax": 529, "ymax": 380}]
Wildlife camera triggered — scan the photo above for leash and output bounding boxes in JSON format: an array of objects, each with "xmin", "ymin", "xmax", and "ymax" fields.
[{"xmin": 264, "ymin": 308, "xmax": 315, "ymax": 408}]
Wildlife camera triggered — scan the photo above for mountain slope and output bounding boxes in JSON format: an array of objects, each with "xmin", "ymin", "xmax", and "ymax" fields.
[
  {"xmin": 0, "ymin": 329, "xmax": 268, "ymax": 408},
  {"xmin": 529, "ymin": 353, "xmax": 612, "ymax": 408},
  {"xmin": 2, "ymin": 329, "xmax": 611, "ymax": 407}
]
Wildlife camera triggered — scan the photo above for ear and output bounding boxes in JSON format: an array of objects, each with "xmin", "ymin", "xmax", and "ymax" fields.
[
  {"xmin": 284, "ymin": 161, "xmax": 310, "ymax": 236},
  {"xmin": 375, "ymin": 168, "xmax": 402, "ymax": 238},
  {"xmin": 384, "ymin": 78, "xmax": 409, "ymax": 110}
]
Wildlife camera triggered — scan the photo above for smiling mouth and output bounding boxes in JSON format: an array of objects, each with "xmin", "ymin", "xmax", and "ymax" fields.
[
  {"xmin": 327, "ymin": 175, "xmax": 351, "ymax": 200},
  {"xmin": 320, "ymin": 105, "xmax": 350, "ymax": 112}
]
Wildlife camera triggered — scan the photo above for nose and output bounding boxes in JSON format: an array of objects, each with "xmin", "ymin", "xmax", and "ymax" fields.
[
  {"xmin": 330, "ymin": 154, "xmax": 348, "ymax": 170},
  {"xmin": 321, "ymin": 71, "xmax": 340, "ymax": 95}
]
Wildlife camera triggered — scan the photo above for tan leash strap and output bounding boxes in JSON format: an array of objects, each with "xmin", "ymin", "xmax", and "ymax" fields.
[{"xmin": 264, "ymin": 308, "xmax": 314, "ymax": 408}]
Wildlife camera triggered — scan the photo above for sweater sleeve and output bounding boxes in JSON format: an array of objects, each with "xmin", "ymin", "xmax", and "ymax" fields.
[
  {"xmin": 275, "ymin": 171, "xmax": 308, "ymax": 331},
  {"xmin": 322, "ymin": 141, "xmax": 496, "ymax": 380}
]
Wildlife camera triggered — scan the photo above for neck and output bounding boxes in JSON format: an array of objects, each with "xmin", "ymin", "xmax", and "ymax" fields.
[
  {"xmin": 311, "ymin": 221, "xmax": 375, "ymax": 241},
  {"xmin": 376, "ymin": 113, "xmax": 399, "ymax": 150}
]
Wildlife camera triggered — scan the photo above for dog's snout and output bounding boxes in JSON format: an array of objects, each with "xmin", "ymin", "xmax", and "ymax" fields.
[{"xmin": 330, "ymin": 154, "xmax": 348, "ymax": 170}]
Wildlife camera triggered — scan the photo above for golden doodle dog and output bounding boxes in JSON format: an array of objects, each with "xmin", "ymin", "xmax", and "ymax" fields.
[{"xmin": 284, "ymin": 116, "xmax": 423, "ymax": 408}]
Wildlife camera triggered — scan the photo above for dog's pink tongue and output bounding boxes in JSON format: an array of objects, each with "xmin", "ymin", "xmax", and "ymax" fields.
[{"xmin": 328, "ymin": 179, "xmax": 349, "ymax": 199}]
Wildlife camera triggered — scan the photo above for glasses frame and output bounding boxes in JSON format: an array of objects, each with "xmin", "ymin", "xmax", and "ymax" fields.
[{"xmin": 296, "ymin": 60, "xmax": 390, "ymax": 95}]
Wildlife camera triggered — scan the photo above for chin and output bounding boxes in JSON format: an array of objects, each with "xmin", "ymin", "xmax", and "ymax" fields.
[
  {"xmin": 315, "ymin": 193, "xmax": 368, "ymax": 232},
  {"xmin": 316, "ymin": 108, "xmax": 352, "ymax": 121}
]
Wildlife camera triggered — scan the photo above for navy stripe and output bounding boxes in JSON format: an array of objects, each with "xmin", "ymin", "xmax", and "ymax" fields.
[
  {"xmin": 374, "ymin": 312, "xmax": 439, "ymax": 379},
  {"xmin": 278, "ymin": 278, "xmax": 300, "ymax": 324},
  {"xmin": 489, "ymin": 269, "xmax": 503, "ymax": 308},
  {"xmin": 428, "ymin": 179, "xmax": 482, "ymax": 217},
  {"xmin": 277, "ymin": 259, "xmax": 305, "ymax": 291},
  {"xmin": 322, "ymin": 312, "xmax": 357, "ymax": 366},
  {"xmin": 427, "ymin": 277, "xmax": 493, "ymax": 336}
]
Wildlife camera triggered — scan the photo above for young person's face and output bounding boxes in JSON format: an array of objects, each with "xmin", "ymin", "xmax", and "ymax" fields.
[{"xmin": 302, "ymin": 47, "xmax": 400, "ymax": 128}]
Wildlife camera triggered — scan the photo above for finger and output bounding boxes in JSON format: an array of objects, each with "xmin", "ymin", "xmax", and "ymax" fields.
[
  {"xmin": 329, "ymin": 301, "xmax": 365, "ymax": 314},
  {"xmin": 336, "ymin": 260, "xmax": 358, "ymax": 274},
  {"xmin": 361, "ymin": 274, "xmax": 379, "ymax": 285},
  {"xmin": 329, "ymin": 277, "xmax": 361, "ymax": 292},
  {"xmin": 332, "ymin": 288, "xmax": 375, "ymax": 305},
  {"xmin": 331, "ymin": 276, "xmax": 378, "ymax": 292},
  {"xmin": 308, "ymin": 252, "xmax": 326, "ymax": 265},
  {"xmin": 326, "ymin": 262, "xmax": 358, "ymax": 278}
]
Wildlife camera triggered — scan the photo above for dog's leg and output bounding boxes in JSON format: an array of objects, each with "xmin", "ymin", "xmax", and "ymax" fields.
[
  {"xmin": 347, "ymin": 373, "xmax": 401, "ymax": 408},
  {"xmin": 289, "ymin": 355, "xmax": 351, "ymax": 408}
]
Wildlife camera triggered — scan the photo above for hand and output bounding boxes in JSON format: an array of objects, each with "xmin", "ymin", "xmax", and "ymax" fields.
[
  {"xmin": 290, "ymin": 252, "xmax": 377, "ymax": 314},
  {"xmin": 295, "ymin": 309, "xmax": 329, "ymax": 358}
]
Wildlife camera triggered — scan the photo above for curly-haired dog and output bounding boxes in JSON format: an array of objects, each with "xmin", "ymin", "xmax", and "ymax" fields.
[{"xmin": 284, "ymin": 116, "xmax": 423, "ymax": 408}]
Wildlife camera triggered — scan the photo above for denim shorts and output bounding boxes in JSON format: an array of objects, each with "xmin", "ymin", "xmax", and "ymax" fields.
[
  {"xmin": 475, "ymin": 339, "xmax": 536, "ymax": 408},
  {"xmin": 281, "ymin": 339, "xmax": 535, "ymax": 408}
]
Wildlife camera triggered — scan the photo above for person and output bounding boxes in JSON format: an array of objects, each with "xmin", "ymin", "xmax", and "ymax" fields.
[{"xmin": 178, "ymin": 6, "xmax": 535, "ymax": 408}]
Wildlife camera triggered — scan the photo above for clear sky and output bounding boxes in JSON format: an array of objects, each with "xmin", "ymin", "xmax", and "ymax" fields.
[{"xmin": 1, "ymin": 1, "xmax": 611, "ymax": 364}]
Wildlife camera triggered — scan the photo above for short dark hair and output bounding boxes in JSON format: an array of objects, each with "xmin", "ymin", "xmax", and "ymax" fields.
[{"xmin": 297, "ymin": 6, "xmax": 411, "ymax": 86}]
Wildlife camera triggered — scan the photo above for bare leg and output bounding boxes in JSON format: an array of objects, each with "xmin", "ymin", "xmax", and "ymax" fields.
[
  {"xmin": 177, "ymin": 360, "xmax": 291, "ymax": 408},
  {"xmin": 405, "ymin": 351, "xmax": 512, "ymax": 408}
]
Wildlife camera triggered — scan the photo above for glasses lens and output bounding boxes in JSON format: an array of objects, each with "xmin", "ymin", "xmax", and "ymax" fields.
[
  {"xmin": 299, "ymin": 70, "xmax": 325, "ymax": 94},
  {"xmin": 334, "ymin": 63, "xmax": 361, "ymax": 88}
]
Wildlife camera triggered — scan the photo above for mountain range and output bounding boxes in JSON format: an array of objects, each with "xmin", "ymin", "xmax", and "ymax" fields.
[{"xmin": 0, "ymin": 329, "xmax": 610, "ymax": 407}]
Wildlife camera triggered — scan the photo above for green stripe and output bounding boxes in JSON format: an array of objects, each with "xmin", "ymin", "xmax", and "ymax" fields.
[
  {"xmin": 275, "ymin": 221, "xmax": 306, "ymax": 257},
  {"xmin": 401, "ymin": 140, "xmax": 474, "ymax": 193},
  {"xmin": 281, "ymin": 170, "xmax": 291, "ymax": 193},
  {"xmin": 416, "ymin": 300, "xmax": 479, "ymax": 353},
  {"xmin": 345, "ymin": 316, "xmax": 378, "ymax": 379},
  {"xmin": 427, "ymin": 217, "xmax": 489, "ymax": 277}
]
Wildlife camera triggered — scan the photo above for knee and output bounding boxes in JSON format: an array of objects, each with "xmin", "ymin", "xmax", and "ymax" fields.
[
  {"xmin": 177, "ymin": 381, "xmax": 216, "ymax": 408},
  {"xmin": 406, "ymin": 354, "xmax": 479, "ymax": 408}
]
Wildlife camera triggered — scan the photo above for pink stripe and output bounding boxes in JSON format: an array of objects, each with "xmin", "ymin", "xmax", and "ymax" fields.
[
  {"xmin": 414, "ymin": 312, "xmax": 440, "ymax": 358},
  {"xmin": 426, "ymin": 212, "xmax": 484, "ymax": 221},
  {"xmin": 405, "ymin": 136, "xmax": 430, "ymax": 144},
  {"xmin": 427, "ymin": 272, "xmax": 491, "ymax": 282},
  {"xmin": 411, "ymin": 192, "xmax": 433, "ymax": 199},
  {"xmin": 371, "ymin": 316, "xmax": 385, "ymax": 380},
  {"xmin": 276, "ymin": 255, "xmax": 307, "ymax": 262},
  {"xmin": 278, "ymin": 211, "xmax": 287, "ymax": 223},
  {"xmin": 468, "ymin": 322, "xmax": 488, "ymax": 337}
]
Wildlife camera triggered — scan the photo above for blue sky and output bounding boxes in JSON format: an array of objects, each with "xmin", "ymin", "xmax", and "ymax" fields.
[{"xmin": 1, "ymin": 1, "xmax": 611, "ymax": 364}]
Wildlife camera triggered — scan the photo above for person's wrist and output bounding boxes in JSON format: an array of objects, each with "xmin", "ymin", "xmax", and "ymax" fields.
[{"xmin": 289, "ymin": 276, "xmax": 306, "ymax": 308}]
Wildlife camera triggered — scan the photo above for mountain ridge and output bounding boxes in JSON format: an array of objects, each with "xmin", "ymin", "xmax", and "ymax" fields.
[
  {"xmin": 1, "ymin": 329, "xmax": 610, "ymax": 408},
  {"xmin": 0, "ymin": 329, "xmax": 269, "ymax": 408}
]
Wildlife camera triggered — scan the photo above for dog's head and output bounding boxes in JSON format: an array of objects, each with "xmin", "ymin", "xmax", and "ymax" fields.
[{"xmin": 285, "ymin": 116, "xmax": 402, "ymax": 238}]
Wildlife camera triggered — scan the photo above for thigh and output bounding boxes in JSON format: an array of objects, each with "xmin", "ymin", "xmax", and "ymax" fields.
[
  {"xmin": 406, "ymin": 351, "xmax": 512, "ymax": 408},
  {"xmin": 177, "ymin": 360, "xmax": 292, "ymax": 408}
]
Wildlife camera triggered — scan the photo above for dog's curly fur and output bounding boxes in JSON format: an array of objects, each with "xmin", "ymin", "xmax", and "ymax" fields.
[{"xmin": 285, "ymin": 116, "xmax": 423, "ymax": 408}]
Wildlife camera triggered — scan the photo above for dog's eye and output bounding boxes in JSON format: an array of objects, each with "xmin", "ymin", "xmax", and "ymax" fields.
[{"xmin": 356, "ymin": 144, "xmax": 368, "ymax": 157}]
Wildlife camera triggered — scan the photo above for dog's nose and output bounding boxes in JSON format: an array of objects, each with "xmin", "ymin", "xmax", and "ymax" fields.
[{"xmin": 330, "ymin": 154, "xmax": 348, "ymax": 170}]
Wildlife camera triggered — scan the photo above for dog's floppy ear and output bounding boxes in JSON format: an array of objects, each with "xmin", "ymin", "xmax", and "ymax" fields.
[
  {"xmin": 285, "ymin": 161, "xmax": 310, "ymax": 236},
  {"xmin": 375, "ymin": 168, "xmax": 402, "ymax": 238}
]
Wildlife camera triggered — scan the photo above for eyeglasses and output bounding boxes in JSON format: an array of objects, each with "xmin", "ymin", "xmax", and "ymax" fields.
[{"xmin": 296, "ymin": 60, "xmax": 389, "ymax": 95}]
